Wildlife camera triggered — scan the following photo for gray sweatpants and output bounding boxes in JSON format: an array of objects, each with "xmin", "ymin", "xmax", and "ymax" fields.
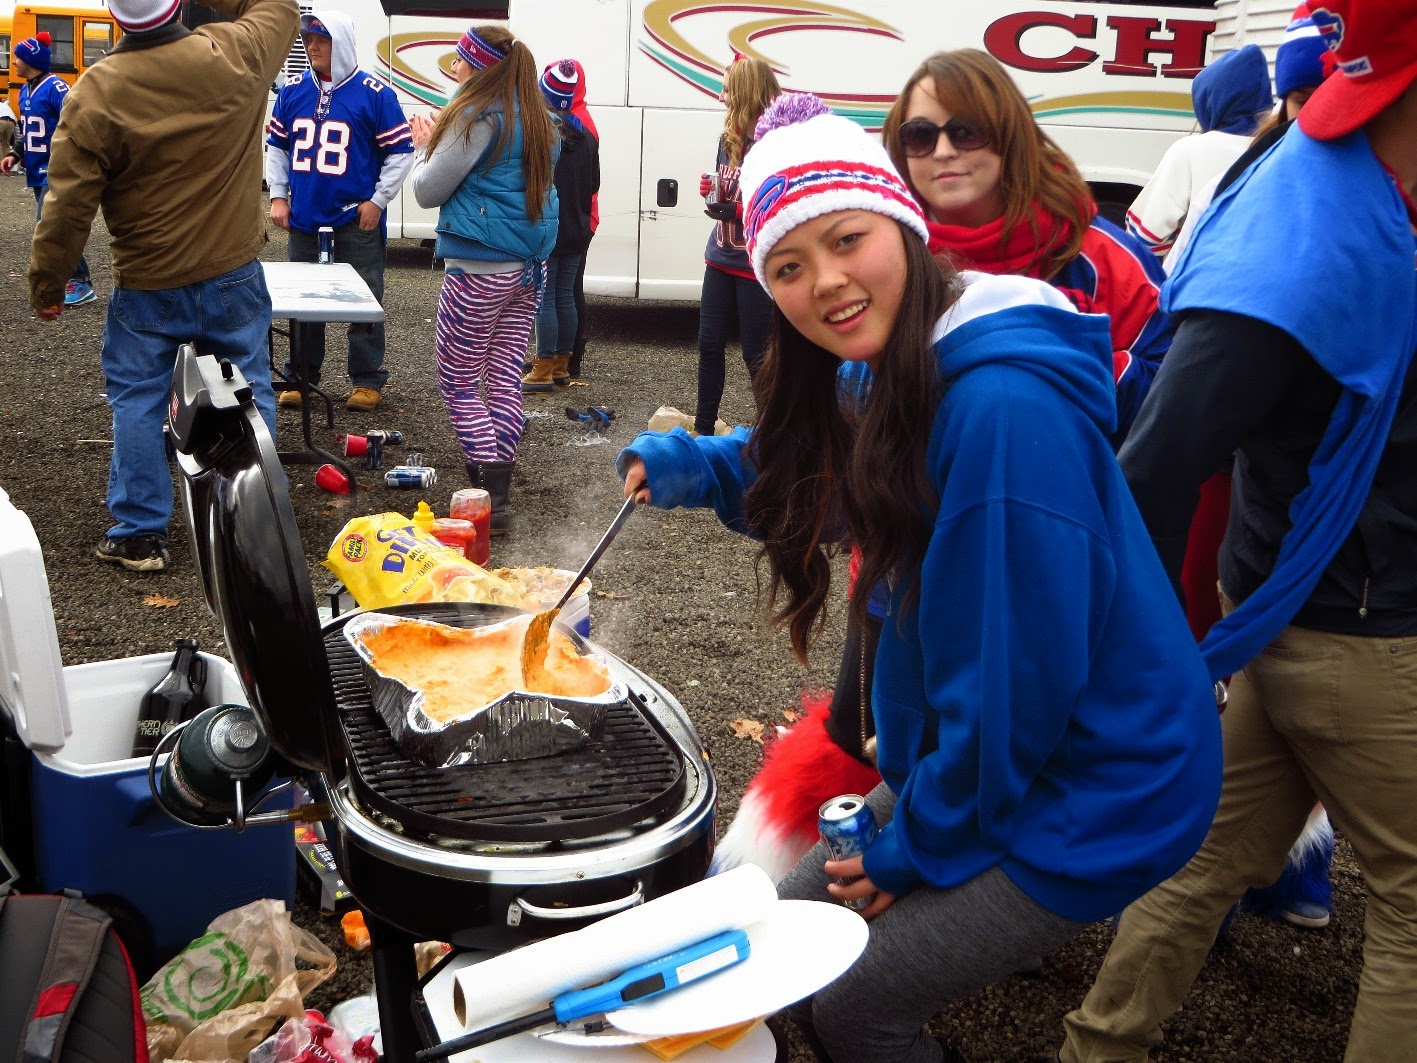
[{"xmin": 778, "ymin": 783, "xmax": 1086, "ymax": 1063}]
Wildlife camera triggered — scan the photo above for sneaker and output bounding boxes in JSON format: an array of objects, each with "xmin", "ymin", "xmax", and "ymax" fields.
[
  {"xmin": 95, "ymin": 535, "xmax": 169, "ymax": 572},
  {"xmin": 277, "ymin": 389, "xmax": 303, "ymax": 409},
  {"xmin": 64, "ymin": 281, "xmax": 98, "ymax": 306},
  {"xmin": 346, "ymin": 386, "xmax": 382, "ymax": 411},
  {"xmin": 1280, "ymin": 900, "xmax": 1332, "ymax": 929}
]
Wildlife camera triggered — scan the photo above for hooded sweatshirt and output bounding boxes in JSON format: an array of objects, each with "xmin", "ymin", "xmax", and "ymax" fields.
[
  {"xmin": 1126, "ymin": 44, "xmax": 1275, "ymax": 257},
  {"xmin": 264, "ymin": 9, "xmax": 414, "ymax": 232},
  {"xmin": 618, "ymin": 273, "xmax": 1222, "ymax": 922}
]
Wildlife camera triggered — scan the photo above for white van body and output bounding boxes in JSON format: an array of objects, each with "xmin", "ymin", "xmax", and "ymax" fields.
[
  {"xmin": 1210, "ymin": 0, "xmax": 1301, "ymax": 67},
  {"xmin": 284, "ymin": 0, "xmax": 1222, "ymax": 299}
]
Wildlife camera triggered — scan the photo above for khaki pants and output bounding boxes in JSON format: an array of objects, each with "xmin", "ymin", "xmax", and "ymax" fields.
[{"xmin": 1061, "ymin": 592, "xmax": 1417, "ymax": 1063}]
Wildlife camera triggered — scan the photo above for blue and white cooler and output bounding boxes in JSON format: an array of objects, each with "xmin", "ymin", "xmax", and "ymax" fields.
[{"xmin": 0, "ymin": 485, "xmax": 294, "ymax": 976}]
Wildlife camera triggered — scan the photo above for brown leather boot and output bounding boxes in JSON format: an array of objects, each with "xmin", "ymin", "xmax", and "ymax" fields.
[
  {"xmin": 551, "ymin": 354, "xmax": 572, "ymax": 387},
  {"xmin": 521, "ymin": 357, "xmax": 556, "ymax": 394}
]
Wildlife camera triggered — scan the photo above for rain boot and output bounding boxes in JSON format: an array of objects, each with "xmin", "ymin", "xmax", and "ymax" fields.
[
  {"xmin": 521, "ymin": 357, "xmax": 556, "ymax": 394},
  {"xmin": 475, "ymin": 460, "xmax": 515, "ymax": 535},
  {"xmin": 551, "ymin": 354, "xmax": 572, "ymax": 387}
]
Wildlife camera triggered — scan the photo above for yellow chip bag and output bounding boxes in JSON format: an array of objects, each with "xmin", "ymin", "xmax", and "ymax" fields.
[{"xmin": 324, "ymin": 512, "xmax": 522, "ymax": 609}]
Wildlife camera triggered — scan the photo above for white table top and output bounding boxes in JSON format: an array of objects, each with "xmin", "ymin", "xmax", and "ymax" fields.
[{"xmin": 261, "ymin": 260, "xmax": 385, "ymax": 323}]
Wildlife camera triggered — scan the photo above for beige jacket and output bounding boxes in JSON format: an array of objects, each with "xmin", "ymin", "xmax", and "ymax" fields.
[{"xmin": 28, "ymin": 0, "xmax": 297, "ymax": 308}]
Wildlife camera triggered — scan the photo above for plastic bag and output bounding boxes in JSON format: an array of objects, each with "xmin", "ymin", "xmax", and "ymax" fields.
[
  {"xmin": 646, "ymin": 405, "xmax": 730, "ymax": 437},
  {"xmin": 142, "ymin": 899, "xmax": 337, "ymax": 1063},
  {"xmin": 323, "ymin": 511, "xmax": 522, "ymax": 609},
  {"xmin": 246, "ymin": 1009, "xmax": 378, "ymax": 1063}
]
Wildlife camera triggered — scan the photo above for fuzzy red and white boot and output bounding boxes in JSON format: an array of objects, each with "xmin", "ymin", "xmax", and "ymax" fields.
[{"xmin": 710, "ymin": 694, "xmax": 883, "ymax": 881}]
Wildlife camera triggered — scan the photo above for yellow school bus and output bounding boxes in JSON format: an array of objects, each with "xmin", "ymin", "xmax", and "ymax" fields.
[{"xmin": 6, "ymin": 5, "xmax": 120, "ymax": 119}]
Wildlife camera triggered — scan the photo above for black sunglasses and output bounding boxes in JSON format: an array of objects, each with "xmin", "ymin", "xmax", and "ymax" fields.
[{"xmin": 898, "ymin": 117, "xmax": 990, "ymax": 158}]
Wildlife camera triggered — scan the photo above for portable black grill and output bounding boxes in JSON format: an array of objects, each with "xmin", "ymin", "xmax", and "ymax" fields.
[{"xmin": 165, "ymin": 349, "xmax": 717, "ymax": 1059}]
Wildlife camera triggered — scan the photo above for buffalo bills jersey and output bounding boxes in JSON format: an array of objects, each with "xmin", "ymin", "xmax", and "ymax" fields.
[
  {"xmin": 17, "ymin": 74, "xmax": 70, "ymax": 189},
  {"xmin": 266, "ymin": 69, "xmax": 412, "ymax": 231}
]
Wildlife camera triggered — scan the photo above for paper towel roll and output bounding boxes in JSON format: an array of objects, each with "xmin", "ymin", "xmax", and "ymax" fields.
[{"xmin": 451, "ymin": 865, "xmax": 778, "ymax": 1026}]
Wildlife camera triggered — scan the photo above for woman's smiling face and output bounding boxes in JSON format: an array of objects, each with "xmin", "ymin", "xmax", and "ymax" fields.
[
  {"xmin": 764, "ymin": 210, "xmax": 908, "ymax": 369},
  {"xmin": 902, "ymin": 78, "xmax": 1005, "ymax": 228}
]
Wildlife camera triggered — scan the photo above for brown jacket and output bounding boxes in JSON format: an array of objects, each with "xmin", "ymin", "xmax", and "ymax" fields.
[{"xmin": 28, "ymin": 0, "xmax": 297, "ymax": 309}]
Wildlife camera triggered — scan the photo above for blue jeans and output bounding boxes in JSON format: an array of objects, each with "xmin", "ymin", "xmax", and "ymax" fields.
[
  {"xmin": 34, "ymin": 184, "xmax": 90, "ymax": 285},
  {"xmin": 285, "ymin": 222, "xmax": 388, "ymax": 389},
  {"xmin": 101, "ymin": 260, "xmax": 276, "ymax": 540},
  {"xmin": 535, "ymin": 251, "xmax": 585, "ymax": 356}
]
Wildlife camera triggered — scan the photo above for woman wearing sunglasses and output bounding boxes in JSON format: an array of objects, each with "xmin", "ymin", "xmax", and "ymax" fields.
[{"xmin": 883, "ymin": 49, "xmax": 1173, "ymax": 443}]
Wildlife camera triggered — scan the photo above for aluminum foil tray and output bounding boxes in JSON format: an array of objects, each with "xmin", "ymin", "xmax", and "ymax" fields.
[{"xmin": 341, "ymin": 612, "xmax": 626, "ymax": 768}]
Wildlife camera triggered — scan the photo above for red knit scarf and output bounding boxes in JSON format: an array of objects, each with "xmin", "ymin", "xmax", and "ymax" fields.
[{"xmin": 925, "ymin": 201, "xmax": 1078, "ymax": 279}]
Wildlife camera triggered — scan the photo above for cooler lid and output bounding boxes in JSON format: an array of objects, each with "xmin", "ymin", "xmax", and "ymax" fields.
[
  {"xmin": 166, "ymin": 347, "xmax": 339, "ymax": 773},
  {"xmin": 0, "ymin": 486, "xmax": 70, "ymax": 752}
]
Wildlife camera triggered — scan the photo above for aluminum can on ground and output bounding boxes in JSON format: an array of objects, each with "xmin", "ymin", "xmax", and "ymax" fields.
[
  {"xmin": 366, "ymin": 429, "xmax": 405, "ymax": 446},
  {"xmin": 385, "ymin": 466, "xmax": 436, "ymax": 489},
  {"xmin": 819, "ymin": 794, "xmax": 878, "ymax": 910}
]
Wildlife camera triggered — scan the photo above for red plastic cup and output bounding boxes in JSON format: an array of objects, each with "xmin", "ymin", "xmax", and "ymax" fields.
[
  {"xmin": 340, "ymin": 433, "xmax": 369, "ymax": 457},
  {"xmin": 314, "ymin": 463, "xmax": 351, "ymax": 495}
]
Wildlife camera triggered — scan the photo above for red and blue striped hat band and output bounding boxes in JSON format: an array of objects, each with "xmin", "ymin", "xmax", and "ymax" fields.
[{"xmin": 457, "ymin": 28, "xmax": 508, "ymax": 71}]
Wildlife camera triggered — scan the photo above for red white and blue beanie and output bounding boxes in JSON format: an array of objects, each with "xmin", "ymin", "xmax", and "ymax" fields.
[
  {"xmin": 456, "ymin": 27, "xmax": 508, "ymax": 71},
  {"xmin": 540, "ymin": 59, "xmax": 578, "ymax": 111},
  {"xmin": 739, "ymin": 94, "xmax": 928, "ymax": 290},
  {"xmin": 13, "ymin": 33, "xmax": 51, "ymax": 74},
  {"xmin": 107, "ymin": 0, "xmax": 182, "ymax": 33},
  {"xmin": 1275, "ymin": 3, "xmax": 1330, "ymax": 98}
]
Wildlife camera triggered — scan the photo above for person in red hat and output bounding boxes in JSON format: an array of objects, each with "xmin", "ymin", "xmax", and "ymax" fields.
[{"xmin": 1059, "ymin": 1, "xmax": 1417, "ymax": 1059}]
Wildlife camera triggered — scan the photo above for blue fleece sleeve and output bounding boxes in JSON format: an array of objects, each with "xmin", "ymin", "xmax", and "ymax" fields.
[
  {"xmin": 615, "ymin": 427, "xmax": 757, "ymax": 534},
  {"xmin": 861, "ymin": 379, "xmax": 1113, "ymax": 896}
]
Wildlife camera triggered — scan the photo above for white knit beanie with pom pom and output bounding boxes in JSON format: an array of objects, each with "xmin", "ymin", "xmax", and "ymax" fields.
[{"xmin": 739, "ymin": 93, "xmax": 928, "ymax": 290}]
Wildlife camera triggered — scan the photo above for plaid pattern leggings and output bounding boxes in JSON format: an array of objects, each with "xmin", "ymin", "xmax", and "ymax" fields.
[{"xmin": 435, "ymin": 269, "xmax": 539, "ymax": 463}]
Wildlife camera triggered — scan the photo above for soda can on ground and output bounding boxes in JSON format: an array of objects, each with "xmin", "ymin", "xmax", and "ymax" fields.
[
  {"xmin": 819, "ymin": 794, "xmax": 878, "ymax": 910},
  {"xmin": 366, "ymin": 429, "xmax": 405, "ymax": 446},
  {"xmin": 364, "ymin": 437, "xmax": 383, "ymax": 470},
  {"xmin": 385, "ymin": 466, "xmax": 436, "ymax": 489}
]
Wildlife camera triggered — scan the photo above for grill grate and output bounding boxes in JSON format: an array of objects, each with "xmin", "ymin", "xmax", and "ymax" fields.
[{"xmin": 324, "ymin": 604, "xmax": 687, "ymax": 843}]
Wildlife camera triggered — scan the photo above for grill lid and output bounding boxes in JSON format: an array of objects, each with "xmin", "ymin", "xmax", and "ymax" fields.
[{"xmin": 167, "ymin": 348, "xmax": 339, "ymax": 773}]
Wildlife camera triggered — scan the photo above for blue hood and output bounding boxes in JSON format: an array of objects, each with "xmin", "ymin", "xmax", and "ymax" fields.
[
  {"xmin": 1192, "ymin": 44, "xmax": 1274, "ymax": 135},
  {"xmin": 933, "ymin": 273, "xmax": 1118, "ymax": 437}
]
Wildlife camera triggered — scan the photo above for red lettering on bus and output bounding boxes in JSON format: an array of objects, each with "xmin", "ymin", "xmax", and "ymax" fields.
[
  {"xmin": 1104, "ymin": 16, "xmax": 1213, "ymax": 78},
  {"xmin": 984, "ymin": 11, "xmax": 1098, "ymax": 74}
]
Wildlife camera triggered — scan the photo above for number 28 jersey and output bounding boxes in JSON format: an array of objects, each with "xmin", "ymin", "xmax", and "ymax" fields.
[{"xmin": 266, "ymin": 68, "xmax": 413, "ymax": 232}]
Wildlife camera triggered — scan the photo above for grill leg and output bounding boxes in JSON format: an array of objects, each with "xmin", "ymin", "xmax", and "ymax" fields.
[{"xmin": 368, "ymin": 913, "xmax": 421, "ymax": 1059}]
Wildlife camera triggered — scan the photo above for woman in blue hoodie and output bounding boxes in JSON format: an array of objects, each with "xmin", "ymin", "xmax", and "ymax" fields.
[{"xmin": 618, "ymin": 94, "xmax": 1221, "ymax": 1063}]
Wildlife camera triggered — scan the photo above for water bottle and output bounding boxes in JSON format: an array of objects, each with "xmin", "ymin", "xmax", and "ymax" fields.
[{"xmin": 131, "ymin": 638, "xmax": 208, "ymax": 758}]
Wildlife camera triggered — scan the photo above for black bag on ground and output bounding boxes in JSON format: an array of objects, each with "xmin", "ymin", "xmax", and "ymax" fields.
[{"xmin": 0, "ymin": 887, "xmax": 148, "ymax": 1062}]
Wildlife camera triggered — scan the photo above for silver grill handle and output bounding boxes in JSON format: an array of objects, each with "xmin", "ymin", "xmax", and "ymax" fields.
[{"xmin": 506, "ymin": 879, "xmax": 645, "ymax": 926}]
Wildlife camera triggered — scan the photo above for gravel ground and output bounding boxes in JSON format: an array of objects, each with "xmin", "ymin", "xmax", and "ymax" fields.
[{"xmin": 0, "ymin": 174, "xmax": 1365, "ymax": 1062}]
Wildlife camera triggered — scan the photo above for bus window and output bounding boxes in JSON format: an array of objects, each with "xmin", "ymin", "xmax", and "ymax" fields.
[
  {"xmin": 82, "ymin": 21, "xmax": 113, "ymax": 65},
  {"xmin": 36, "ymin": 15, "xmax": 75, "ymax": 72},
  {"xmin": 1, "ymin": 34, "xmax": 10, "ymax": 77}
]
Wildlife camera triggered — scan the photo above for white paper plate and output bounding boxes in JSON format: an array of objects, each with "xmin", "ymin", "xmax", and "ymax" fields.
[{"xmin": 605, "ymin": 899, "xmax": 867, "ymax": 1037}]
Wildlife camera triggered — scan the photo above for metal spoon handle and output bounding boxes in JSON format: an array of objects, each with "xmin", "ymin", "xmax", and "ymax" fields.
[{"xmin": 554, "ymin": 494, "xmax": 639, "ymax": 610}]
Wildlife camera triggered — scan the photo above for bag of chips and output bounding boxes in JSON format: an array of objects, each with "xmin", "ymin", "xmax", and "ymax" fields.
[{"xmin": 323, "ymin": 512, "xmax": 522, "ymax": 609}]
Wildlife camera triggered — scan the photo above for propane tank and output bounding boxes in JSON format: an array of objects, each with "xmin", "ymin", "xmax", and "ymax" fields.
[{"xmin": 160, "ymin": 704, "xmax": 276, "ymax": 827}]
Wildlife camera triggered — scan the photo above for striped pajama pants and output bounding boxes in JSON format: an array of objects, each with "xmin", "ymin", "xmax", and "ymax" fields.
[{"xmin": 435, "ymin": 269, "xmax": 539, "ymax": 463}]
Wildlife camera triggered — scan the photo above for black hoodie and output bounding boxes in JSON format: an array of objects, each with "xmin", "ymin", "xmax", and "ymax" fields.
[{"xmin": 550, "ymin": 116, "xmax": 599, "ymax": 255}]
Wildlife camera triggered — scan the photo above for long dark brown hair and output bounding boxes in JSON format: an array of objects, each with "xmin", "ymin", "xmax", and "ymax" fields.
[
  {"xmin": 745, "ymin": 225, "xmax": 961, "ymax": 661},
  {"xmin": 426, "ymin": 26, "xmax": 557, "ymax": 222},
  {"xmin": 881, "ymin": 49, "xmax": 1094, "ymax": 279}
]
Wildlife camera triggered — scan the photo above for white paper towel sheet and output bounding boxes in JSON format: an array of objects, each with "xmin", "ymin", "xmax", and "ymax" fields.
[{"xmin": 452, "ymin": 865, "xmax": 779, "ymax": 1026}]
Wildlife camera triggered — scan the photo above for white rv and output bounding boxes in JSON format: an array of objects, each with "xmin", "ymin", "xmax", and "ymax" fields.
[{"xmin": 276, "ymin": 0, "xmax": 1224, "ymax": 299}]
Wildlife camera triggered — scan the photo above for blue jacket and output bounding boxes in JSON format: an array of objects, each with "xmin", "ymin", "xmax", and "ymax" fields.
[
  {"xmin": 619, "ymin": 274, "xmax": 1221, "ymax": 922},
  {"xmin": 436, "ymin": 102, "xmax": 559, "ymax": 267}
]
